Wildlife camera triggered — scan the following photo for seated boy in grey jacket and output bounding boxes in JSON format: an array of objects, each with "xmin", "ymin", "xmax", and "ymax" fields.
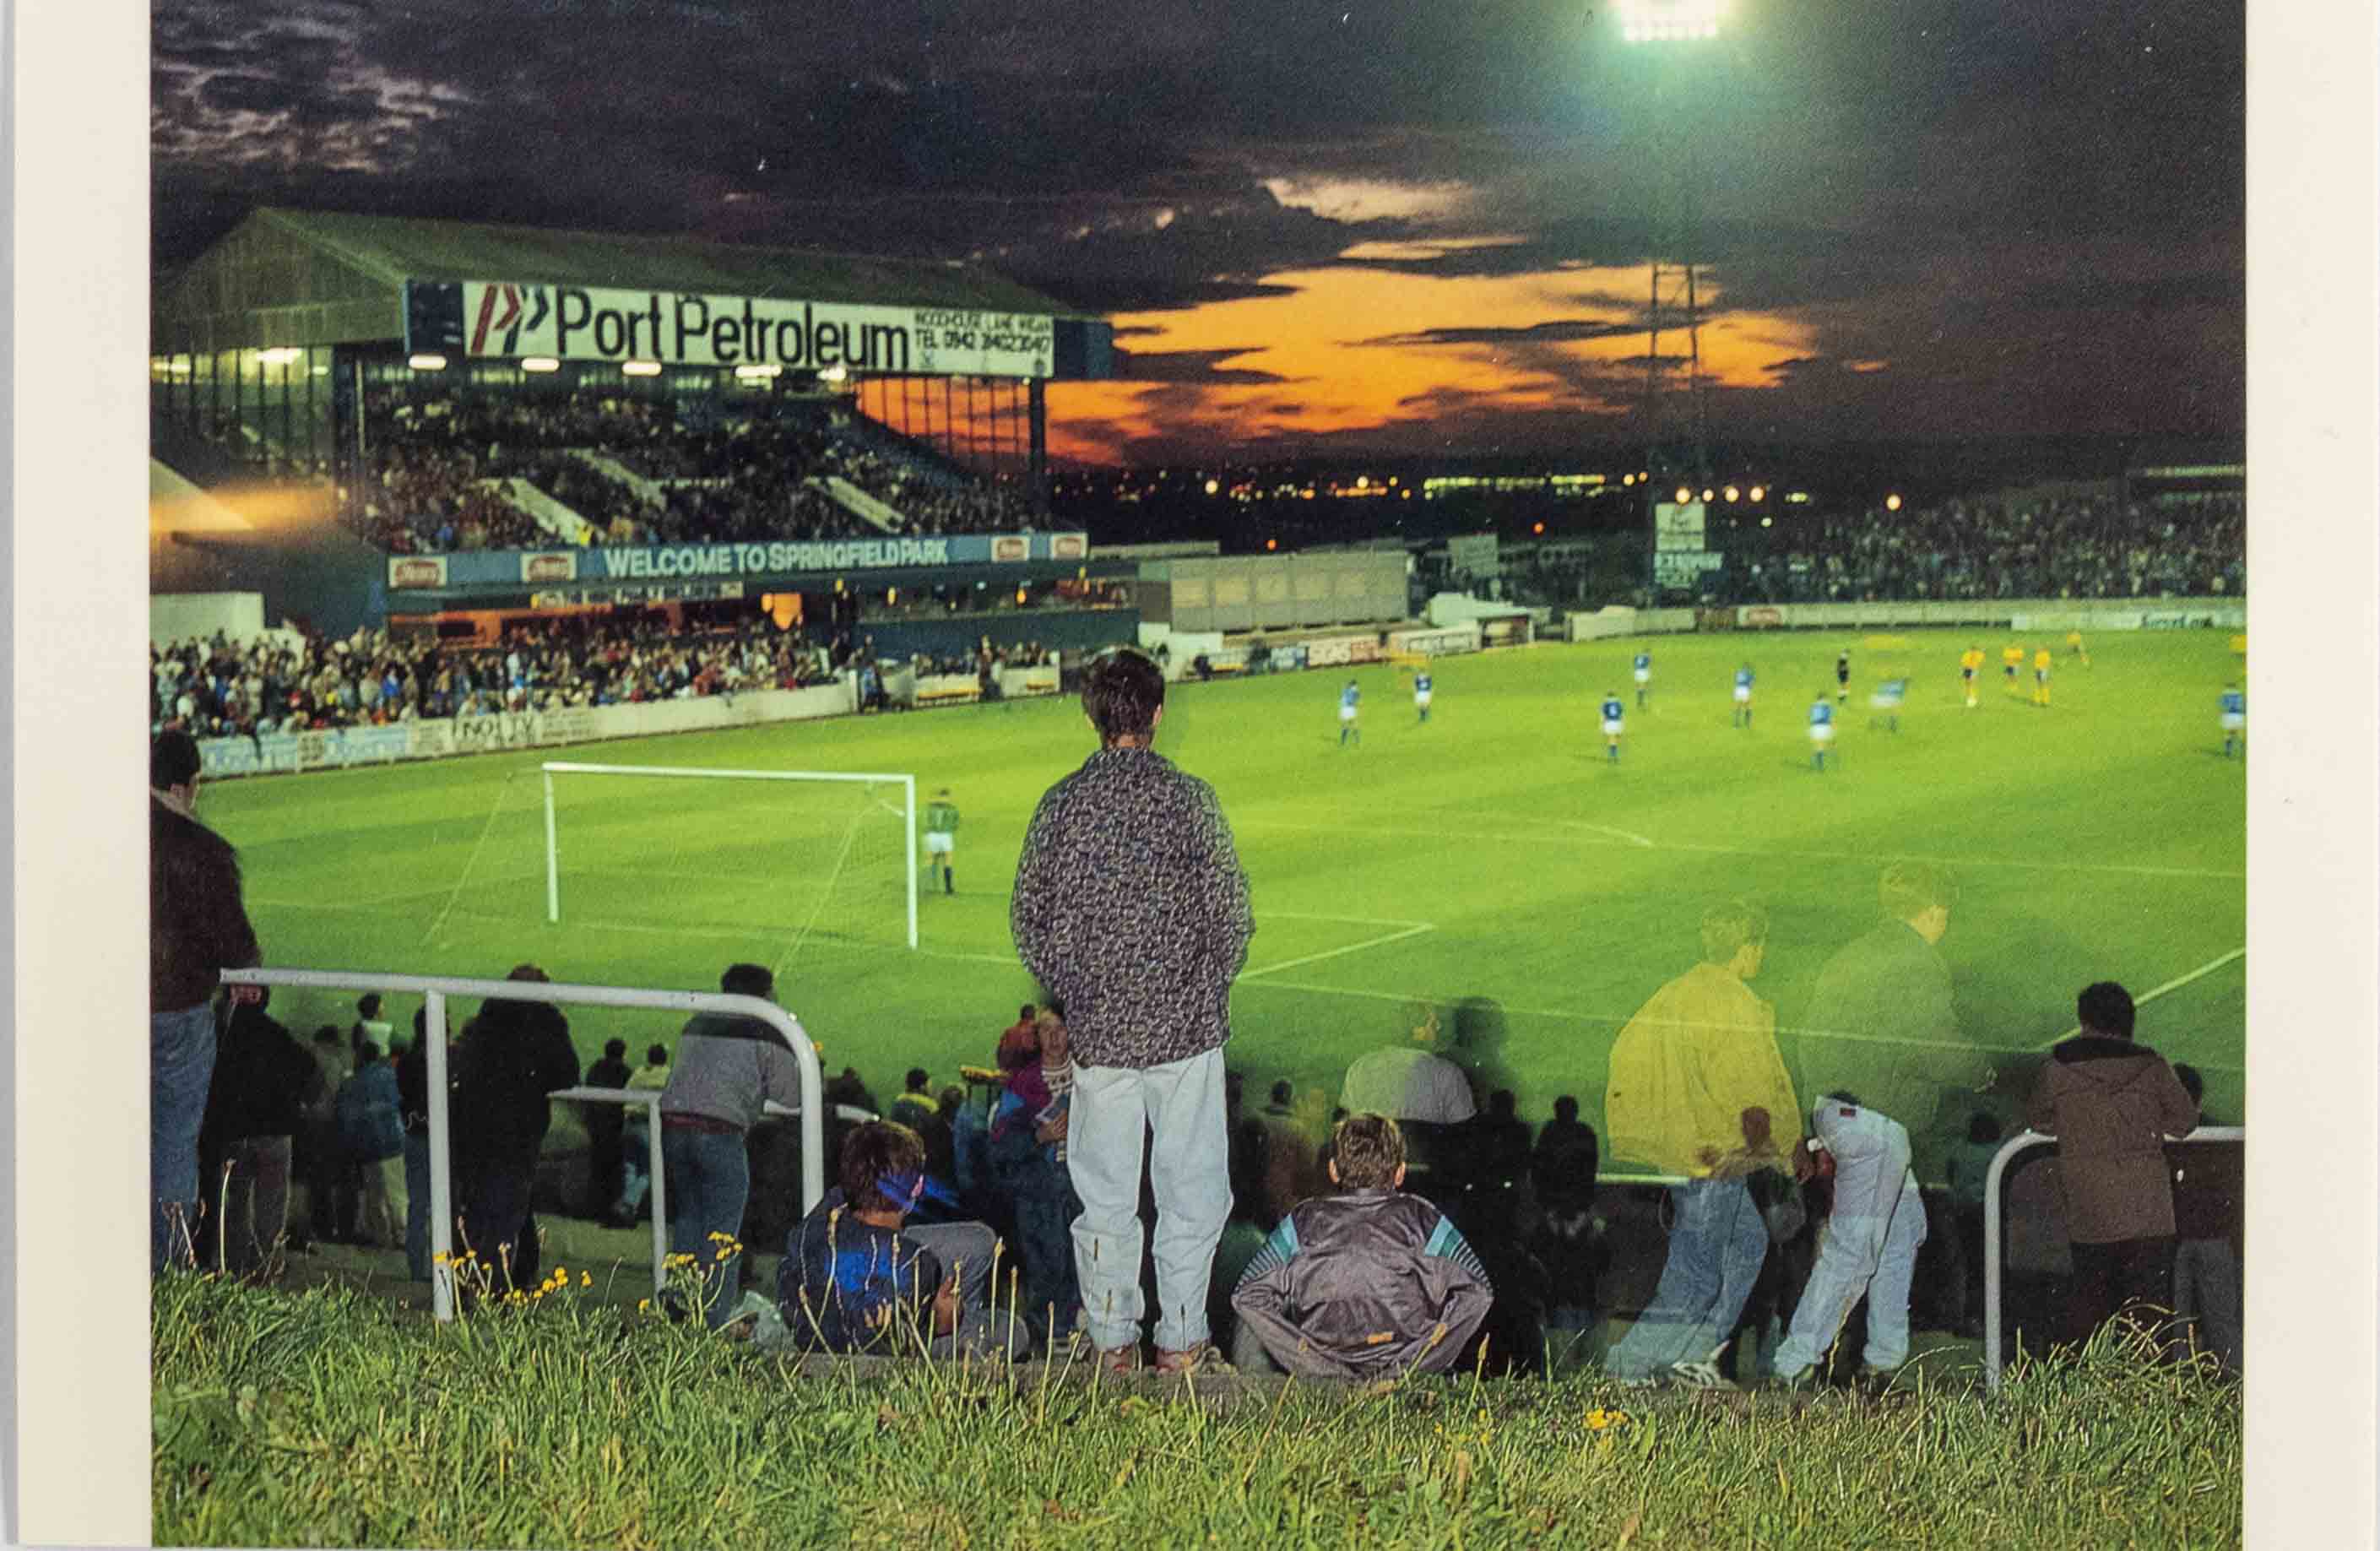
[{"xmin": 1231, "ymin": 1112, "xmax": 1495, "ymax": 1380}]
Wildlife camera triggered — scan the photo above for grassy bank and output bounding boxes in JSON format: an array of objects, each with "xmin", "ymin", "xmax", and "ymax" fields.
[{"xmin": 153, "ymin": 1275, "xmax": 2242, "ymax": 1548}]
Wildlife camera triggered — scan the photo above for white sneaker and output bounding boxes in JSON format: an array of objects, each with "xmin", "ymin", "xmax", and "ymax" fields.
[{"xmin": 1668, "ymin": 1341, "xmax": 1740, "ymax": 1391}]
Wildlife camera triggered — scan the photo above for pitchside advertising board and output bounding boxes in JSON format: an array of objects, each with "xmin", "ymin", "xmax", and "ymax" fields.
[
  {"xmin": 406, "ymin": 279, "xmax": 1056, "ymax": 378},
  {"xmin": 386, "ymin": 533, "xmax": 1090, "ymax": 592}
]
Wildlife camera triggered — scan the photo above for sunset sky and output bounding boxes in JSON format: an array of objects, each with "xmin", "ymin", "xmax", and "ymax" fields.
[{"xmin": 152, "ymin": 0, "xmax": 2245, "ymax": 466}]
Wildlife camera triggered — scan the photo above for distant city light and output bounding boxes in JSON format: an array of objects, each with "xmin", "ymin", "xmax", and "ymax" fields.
[
  {"xmin": 733, "ymin": 363, "xmax": 780, "ymax": 380},
  {"xmin": 1266, "ymin": 537, "xmax": 1279, "ymax": 550},
  {"xmin": 1701, "ymin": 488, "xmax": 1715, "ymax": 502},
  {"xmin": 523, "ymin": 357, "xmax": 561, "ymax": 373},
  {"xmin": 1533, "ymin": 522, "xmax": 1546, "ymax": 534},
  {"xmin": 623, "ymin": 360, "xmax": 663, "ymax": 377},
  {"xmin": 1618, "ymin": 0, "xmax": 1725, "ymax": 44},
  {"xmin": 819, "ymin": 365, "xmax": 850, "ymax": 383},
  {"xmin": 1675, "ymin": 485, "xmax": 1693, "ymax": 503},
  {"xmin": 407, "ymin": 354, "xmax": 447, "ymax": 371},
  {"xmin": 1723, "ymin": 485, "xmax": 1740, "ymax": 502},
  {"xmin": 1355, "ymin": 475, "xmax": 1370, "ymax": 490},
  {"xmin": 1750, "ymin": 485, "xmax": 1766, "ymax": 502},
  {"xmin": 1205, "ymin": 478, "xmax": 1221, "ymax": 495},
  {"xmin": 1760, "ymin": 515, "xmax": 1774, "ymax": 528},
  {"xmin": 1885, "ymin": 492, "xmax": 1903, "ymax": 512}
]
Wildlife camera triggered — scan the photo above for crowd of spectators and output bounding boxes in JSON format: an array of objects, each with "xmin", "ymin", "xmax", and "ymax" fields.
[
  {"xmin": 1731, "ymin": 491, "xmax": 2244, "ymax": 605},
  {"xmin": 350, "ymin": 388, "xmax": 1033, "ymax": 553},
  {"xmin": 150, "ymin": 614, "xmax": 845, "ymax": 738}
]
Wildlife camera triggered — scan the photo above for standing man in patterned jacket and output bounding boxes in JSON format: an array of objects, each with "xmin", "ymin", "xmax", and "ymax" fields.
[{"xmin": 1011, "ymin": 648, "xmax": 1255, "ymax": 1373}]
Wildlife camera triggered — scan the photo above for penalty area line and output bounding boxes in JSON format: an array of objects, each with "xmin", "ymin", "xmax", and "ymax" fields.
[
  {"xmin": 1238, "ymin": 923, "xmax": 1437, "ymax": 982},
  {"xmin": 2036, "ymin": 946, "xmax": 2245, "ymax": 1049}
]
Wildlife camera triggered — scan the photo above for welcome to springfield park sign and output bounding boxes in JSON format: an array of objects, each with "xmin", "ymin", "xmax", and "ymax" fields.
[{"xmin": 406, "ymin": 279, "xmax": 1057, "ymax": 379}]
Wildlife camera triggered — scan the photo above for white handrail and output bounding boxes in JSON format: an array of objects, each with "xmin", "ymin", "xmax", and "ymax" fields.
[
  {"xmin": 1982, "ymin": 1125, "xmax": 2243, "ymax": 1391},
  {"xmin": 221, "ymin": 968, "xmax": 824, "ymax": 1323}
]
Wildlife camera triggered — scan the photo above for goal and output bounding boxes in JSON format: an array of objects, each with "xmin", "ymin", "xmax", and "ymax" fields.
[{"xmin": 539, "ymin": 762, "xmax": 918, "ymax": 950}]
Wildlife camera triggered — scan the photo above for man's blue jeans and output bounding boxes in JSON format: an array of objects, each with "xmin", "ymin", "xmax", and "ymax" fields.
[
  {"xmin": 152, "ymin": 1002, "xmax": 218, "ymax": 1272},
  {"xmin": 1604, "ymin": 1176, "xmax": 1769, "ymax": 1380},
  {"xmin": 663, "ymin": 1126, "xmax": 751, "ymax": 1327}
]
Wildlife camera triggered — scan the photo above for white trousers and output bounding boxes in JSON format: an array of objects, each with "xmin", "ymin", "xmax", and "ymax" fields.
[
  {"xmin": 1774, "ymin": 1184, "xmax": 1926, "ymax": 1376},
  {"xmin": 1066, "ymin": 1047, "xmax": 1231, "ymax": 1353}
]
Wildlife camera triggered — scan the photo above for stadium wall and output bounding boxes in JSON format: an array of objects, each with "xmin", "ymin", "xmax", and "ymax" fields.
[
  {"xmin": 1140, "ymin": 550, "xmax": 1407, "ymax": 632},
  {"xmin": 192, "ymin": 681, "xmax": 858, "ymax": 779},
  {"xmin": 849, "ymin": 606, "xmax": 1138, "ymax": 664}
]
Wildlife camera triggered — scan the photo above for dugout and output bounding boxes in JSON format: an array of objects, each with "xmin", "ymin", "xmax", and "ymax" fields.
[{"xmin": 149, "ymin": 208, "xmax": 1118, "ymax": 632}]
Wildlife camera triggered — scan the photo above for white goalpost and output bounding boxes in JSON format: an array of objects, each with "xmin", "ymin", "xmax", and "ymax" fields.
[{"xmin": 539, "ymin": 762, "xmax": 919, "ymax": 949}]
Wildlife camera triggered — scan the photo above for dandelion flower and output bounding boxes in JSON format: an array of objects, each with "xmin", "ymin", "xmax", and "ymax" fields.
[{"xmin": 582, "ymin": 1272, "xmax": 594, "ymax": 1288}]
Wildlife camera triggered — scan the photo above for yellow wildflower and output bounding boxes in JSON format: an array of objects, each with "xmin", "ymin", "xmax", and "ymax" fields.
[{"xmin": 582, "ymin": 1272, "xmax": 594, "ymax": 1288}]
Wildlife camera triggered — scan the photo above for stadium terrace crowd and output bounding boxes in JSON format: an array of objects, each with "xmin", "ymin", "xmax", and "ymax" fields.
[
  {"xmin": 1733, "ymin": 491, "xmax": 2243, "ymax": 605},
  {"xmin": 353, "ymin": 389, "xmax": 1033, "ymax": 554},
  {"xmin": 149, "ymin": 616, "xmax": 845, "ymax": 736}
]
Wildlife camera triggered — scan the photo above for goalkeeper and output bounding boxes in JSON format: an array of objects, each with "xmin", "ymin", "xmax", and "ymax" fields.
[{"xmin": 922, "ymin": 788, "xmax": 959, "ymax": 896}]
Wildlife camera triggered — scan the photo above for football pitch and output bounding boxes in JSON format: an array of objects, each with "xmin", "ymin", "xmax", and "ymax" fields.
[{"xmin": 206, "ymin": 627, "xmax": 2247, "ymax": 1172}]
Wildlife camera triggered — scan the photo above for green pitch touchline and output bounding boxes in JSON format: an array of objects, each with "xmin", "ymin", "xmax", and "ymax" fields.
[{"xmin": 2033, "ymin": 946, "xmax": 2246, "ymax": 1049}]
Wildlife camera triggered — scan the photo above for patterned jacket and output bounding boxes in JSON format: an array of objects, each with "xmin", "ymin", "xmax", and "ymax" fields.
[{"xmin": 1011, "ymin": 746, "xmax": 1254, "ymax": 1071}]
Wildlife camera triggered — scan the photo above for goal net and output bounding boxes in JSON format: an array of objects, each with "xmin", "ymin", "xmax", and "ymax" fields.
[{"xmin": 438, "ymin": 762, "xmax": 919, "ymax": 956}]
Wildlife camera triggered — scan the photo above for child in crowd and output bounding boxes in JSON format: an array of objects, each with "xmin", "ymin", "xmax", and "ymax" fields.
[
  {"xmin": 1231, "ymin": 1112, "xmax": 1495, "ymax": 1380},
  {"xmin": 778, "ymin": 1120, "xmax": 1027, "ymax": 1359}
]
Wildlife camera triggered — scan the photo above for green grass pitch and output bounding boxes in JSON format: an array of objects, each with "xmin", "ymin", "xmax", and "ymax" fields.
[{"xmin": 205, "ymin": 627, "xmax": 2246, "ymax": 1174}]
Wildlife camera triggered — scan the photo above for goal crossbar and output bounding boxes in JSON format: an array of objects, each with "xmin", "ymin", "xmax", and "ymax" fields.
[{"xmin": 539, "ymin": 762, "xmax": 918, "ymax": 947}]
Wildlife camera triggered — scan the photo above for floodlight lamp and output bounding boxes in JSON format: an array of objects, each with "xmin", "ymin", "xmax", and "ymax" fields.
[
  {"xmin": 735, "ymin": 363, "xmax": 782, "ymax": 380},
  {"xmin": 407, "ymin": 354, "xmax": 448, "ymax": 371},
  {"xmin": 1884, "ymin": 492, "xmax": 1903, "ymax": 512},
  {"xmin": 1675, "ymin": 485, "xmax": 1693, "ymax": 503},
  {"xmin": 1701, "ymin": 488, "xmax": 1715, "ymax": 502},
  {"xmin": 623, "ymin": 360, "xmax": 663, "ymax": 377},
  {"xmin": 1724, "ymin": 485, "xmax": 1740, "ymax": 502},
  {"xmin": 1750, "ymin": 485, "xmax": 1766, "ymax": 502},
  {"xmin": 523, "ymin": 357, "xmax": 561, "ymax": 372}
]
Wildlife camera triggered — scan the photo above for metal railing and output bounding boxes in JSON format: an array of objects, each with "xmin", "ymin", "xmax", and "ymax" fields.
[
  {"xmin": 221, "ymin": 968, "xmax": 825, "ymax": 1322},
  {"xmin": 1982, "ymin": 1124, "xmax": 2243, "ymax": 1391}
]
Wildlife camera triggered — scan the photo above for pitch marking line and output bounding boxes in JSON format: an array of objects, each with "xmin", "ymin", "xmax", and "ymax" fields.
[
  {"xmin": 1239, "ymin": 922, "xmax": 1437, "ymax": 982},
  {"xmin": 2036, "ymin": 946, "xmax": 2246, "ymax": 1049}
]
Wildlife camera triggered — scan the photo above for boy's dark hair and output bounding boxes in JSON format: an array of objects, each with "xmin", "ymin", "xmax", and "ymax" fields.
[
  {"xmin": 1082, "ymin": 648, "xmax": 1164, "ymax": 743},
  {"xmin": 358, "ymin": 994, "xmax": 383, "ymax": 1019},
  {"xmin": 838, "ymin": 1120, "xmax": 928, "ymax": 1213},
  {"xmin": 1967, "ymin": 1111, "xmax": 2004, "ymax": 1143},
  {"xmin": 1553, "ymin": 1094, "xmax": 1580, "ymax": 1123},
  {"xmin": 1489, "ymin": 1088, "xmax": 1517, "ymax": 1120},
  {"xmin": 1018, "ymin": 1003, "xmax": 1037, "ymax": 1021},
  {"xmin": 905, "ymin": 1067, "xmax": 930, "ymax": 1093},
  {"xmin": 1269, "ymin": 1078, "xmax": 1293, "ymax": 1106},
  {"xmin": 645, "ymin": 1043, "xmax": 670, "ymax": 1066},
  {"xmin": 721, "ymin": 963, "xmax": 774, "ymax": 1000},
  {"xmin": 2076, "ymin": 980, "xmax": 2136, "ymax": 1039},
  {"xmin": 1331, "ymin": 1112, "xmax": 1406, "ymax": 1190},
  {"xmin": 151, "ymin": 729, "xmax": 202, "ymax": 789},
  {"xmin": 604, "ymin": 1038, "xmax": 628, "ymax": 1060},
  {"xmin": 937, "ymin": 1083, "xmax": 965, "ymax": 1115},
  {"xmin": 2173, "ymin": 1063, "xmax": 2205, "ymax": 1105}
]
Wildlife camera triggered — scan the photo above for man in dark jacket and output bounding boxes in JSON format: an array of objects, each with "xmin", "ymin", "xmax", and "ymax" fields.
[
  {"xmin": 197, "ymin": 988, "xmax": 316, "ymax": 1277},
  {"xmin": 2025, "ymin": 981, "xmax": 2198, "ymax": 1350},
  {"xmin": 1011, "ymin": 648, "xmax": 1255, "ymax": 1373},
  {"xmin": 582, "ymin": 1038, "xmax": 634, "ymax": 1218},
  {"xmin": 451, "ymin": 965, "xmax": 580, "ymax": 1289},
  {"xmin": 1803, "ymin": 861, "xmax": 1994, "ymax": 1183},
  {"xmin": 150, "ymin": 729, "xmax": 263, "ymax": 1271}
]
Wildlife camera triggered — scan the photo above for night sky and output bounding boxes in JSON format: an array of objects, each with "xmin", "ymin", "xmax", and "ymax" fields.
[{"xmin": 152, "ymin": 0, "xmax": 2246, "ymax": 466}]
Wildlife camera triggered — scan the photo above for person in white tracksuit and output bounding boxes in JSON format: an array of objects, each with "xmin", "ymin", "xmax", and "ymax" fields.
[{"xmin": 1770, "ymin": 1093, "xmax": 1927, "ymax": 1387}]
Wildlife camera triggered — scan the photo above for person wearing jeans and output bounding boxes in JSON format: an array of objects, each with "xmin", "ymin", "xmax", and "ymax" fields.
[
  {"xmin": 149, "ymin": 729, "xmax": 262, "ymax": 1272},
  {"xmin": 659, "ymin": 963, "xmax": 805, "ymax": 1328},
  {"xmin": 1011, "ymin": 648, "xmax": 1255, "ymax": 1372}
]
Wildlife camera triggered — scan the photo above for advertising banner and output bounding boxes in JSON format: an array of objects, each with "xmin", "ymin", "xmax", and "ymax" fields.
[
  {"xmin": 414, "ymin": 279, "xmax": 1056, "ymax": 379},
  {"xmin": 1387, "ymin": 624, "xmax": 1482, "ymax": 657},
  {"xmin": 1303, "ymin": 635, "xmax": 1384, "ymax": 668},
  {"xmin": 1480, "ymin": 615, "xmax": 1533, "ymax": 647},
  {"xmin": 388, "ymin": 555, "xmax": 449, "ymax": 590},
  {"xmin": 1653, "ymin": 502, "xmax": 1708, "ymax": 550},
  {"xmin": 1653, "ymin": 550, "xmax": 1724, "ymax": 586},
  {"xmin": 383, "ymin": 533, "xmax": 1091, "ymax": 590}
]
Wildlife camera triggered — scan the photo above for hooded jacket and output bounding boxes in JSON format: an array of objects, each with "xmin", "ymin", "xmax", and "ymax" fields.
[{"xmin": 2026, "ymin": 1034, "xmax": 2198, "ymax": 1244}]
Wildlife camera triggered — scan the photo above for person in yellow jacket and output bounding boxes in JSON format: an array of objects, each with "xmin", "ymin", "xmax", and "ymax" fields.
[{"xmin": 1601, "ymin": 901, "xmax": 1803, "ymax": 1389}]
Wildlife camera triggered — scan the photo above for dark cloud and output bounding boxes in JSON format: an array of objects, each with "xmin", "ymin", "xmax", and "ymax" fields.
[
  {"xmin": 1113, "ymin": 349, "xmax": 1297, "ymax": 386},
  {"xmin": 1362, "ymin": 318, "xmax": 1644, "ymax": 349}
]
